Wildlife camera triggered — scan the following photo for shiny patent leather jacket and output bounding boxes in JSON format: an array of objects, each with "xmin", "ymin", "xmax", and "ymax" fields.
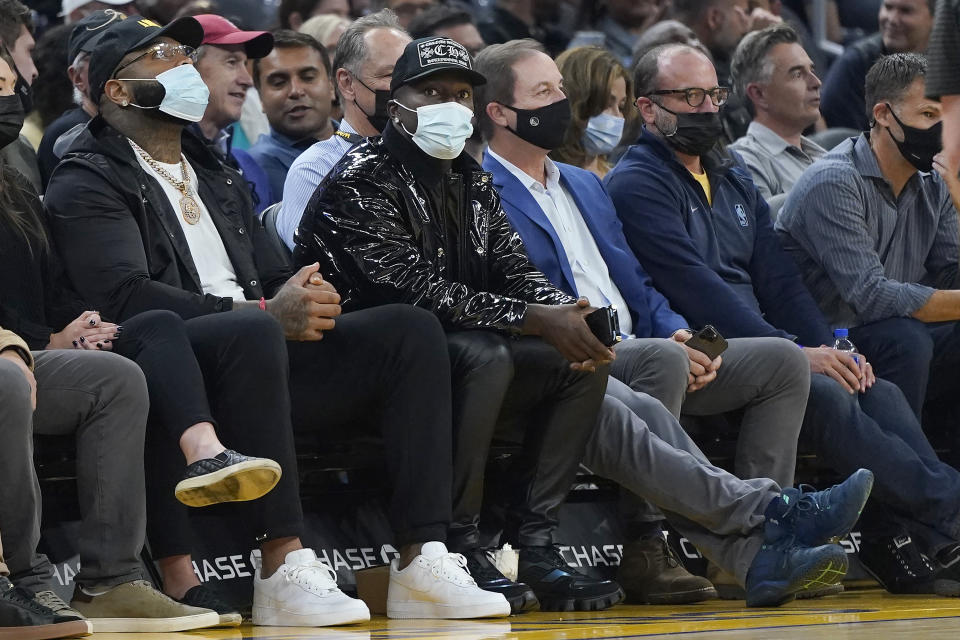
[{"xmin": 293, "ymin": 122, "xmax": 574, "ymax": 334}]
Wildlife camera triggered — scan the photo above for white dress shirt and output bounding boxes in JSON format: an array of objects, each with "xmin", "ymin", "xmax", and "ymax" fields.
[{"xmin": 487, "ymin": 148, "xmax": 633, "ymax": 336}]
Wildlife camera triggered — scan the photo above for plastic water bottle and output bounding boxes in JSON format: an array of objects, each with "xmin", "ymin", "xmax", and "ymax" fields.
[{"xmin": 832, "ymin": 328, "xmax": 859, "ymax": 363}]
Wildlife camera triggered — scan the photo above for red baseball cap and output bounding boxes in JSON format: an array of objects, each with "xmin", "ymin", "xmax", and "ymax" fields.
[{"xmin": 195, "ymin": 14, "xmax": 274, "ymax": 59}]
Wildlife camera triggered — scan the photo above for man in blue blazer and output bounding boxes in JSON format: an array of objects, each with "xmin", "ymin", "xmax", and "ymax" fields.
[
  {"xmin": 475, "ymin": 39, "xmax": 817, "ymax": 604},
  {"xmin": 478, "ymin": 47, "xmax": 809, "ymax": 486}
]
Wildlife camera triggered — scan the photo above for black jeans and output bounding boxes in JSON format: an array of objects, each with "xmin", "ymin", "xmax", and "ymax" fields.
[
  {"xmin": 445, "ymin": 331, "xmax": 608, "ymax": 550},
  {"xmin": 118, "ymin": 309, "xmax": 304, "ymax": 559},
  {"xmin": 849, "ymin": 317, "xmax": 960, "ymax": 419},
  {"xmin": 287, "ymin": 305, "xmax": 452, "ymax": 547}
]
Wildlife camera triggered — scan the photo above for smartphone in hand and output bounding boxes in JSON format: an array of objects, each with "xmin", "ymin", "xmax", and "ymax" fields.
[
  {"xmin": 684, "ymin": 325, "xmax": 728, "ymax": 360},
  {"xmin": 585, "ymin": 307, "xmax": 622, "ymax": 347}
]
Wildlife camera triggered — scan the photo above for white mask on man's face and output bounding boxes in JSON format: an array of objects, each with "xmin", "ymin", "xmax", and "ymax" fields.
[{"xmin": 394, "ymin": 100, "xmax": 474, "ymax": 160}]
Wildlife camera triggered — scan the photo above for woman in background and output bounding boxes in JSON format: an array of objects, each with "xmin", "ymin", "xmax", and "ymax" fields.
[{"xmin": 552, "ymin": 46, "xmax": 632, "ymax": 177}]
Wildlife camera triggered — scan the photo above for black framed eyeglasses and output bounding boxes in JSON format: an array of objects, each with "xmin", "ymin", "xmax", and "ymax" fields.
[
  {"xmin": 650, "ymin": 87, "xmax": 730, "ymax": 108},
  {"xmin": 113, "ymin": 43, "xmax": 197, "ymax": 77}
]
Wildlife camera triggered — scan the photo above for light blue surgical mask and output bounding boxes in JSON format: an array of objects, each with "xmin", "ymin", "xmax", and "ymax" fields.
[
  {"xmin": 394, "ymin": 100, "xmax": 474, "ymax": 160},
  {"xmin": 123, "ymin": 64, "xmax": 210, "ymax": 123},
  {"xmin": 581, "ymin": 113, "xmax": 625, "ymax": 156}
]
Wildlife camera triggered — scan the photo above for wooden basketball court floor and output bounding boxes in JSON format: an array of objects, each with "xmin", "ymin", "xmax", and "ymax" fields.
[{"xmin": 88, "ymin": 587, "xmax": 960, "ymax": 639}]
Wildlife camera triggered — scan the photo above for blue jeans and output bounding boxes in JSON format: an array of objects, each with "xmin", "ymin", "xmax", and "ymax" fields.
[
  {"xmin": 849, "ymin": 317, "xmax": 960, "ymax": 419},
  {"xmin": 801, "ymin": 373, "xmax": 960, "ymax": 549}
]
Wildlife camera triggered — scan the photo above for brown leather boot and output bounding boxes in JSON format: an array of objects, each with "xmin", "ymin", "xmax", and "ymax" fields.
[{"xmin": 617, "ymin": 537, "xmax": 717, "ymax": 604}]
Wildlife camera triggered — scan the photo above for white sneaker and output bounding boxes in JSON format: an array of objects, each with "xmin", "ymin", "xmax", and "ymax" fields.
[
  {"xmin": 252, "ymin": 548, "xmax": 370, "ymax": 627},
  {"xmin": 387, "ymin": 541, "xmax": 511, "ymax": 619}
]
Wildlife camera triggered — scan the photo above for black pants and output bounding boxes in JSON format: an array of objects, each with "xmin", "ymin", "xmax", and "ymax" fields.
[
  {"xmin": 446, "ymin": 331, "xmax": 608, "ymax": 550},
  {"xmin": 115, "ymin": 309, "xmax": 304, "ymax": 558},
  {"xmin": 287, "ymin": 305, "xmax": 452, "ymax": 547}
]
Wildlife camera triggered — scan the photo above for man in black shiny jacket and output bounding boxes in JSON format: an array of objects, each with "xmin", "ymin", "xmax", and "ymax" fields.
[
  {"xmin": 294, "ymin": 36, "xmax": 623, "ymax": 613},
  {"xmin": 45, "ymin": 17, "xmax": 505, "ymax": 624}
]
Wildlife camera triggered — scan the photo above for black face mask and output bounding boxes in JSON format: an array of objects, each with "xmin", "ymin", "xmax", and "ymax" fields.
[
  {"xmin": 14, "ymin": 67, "xmax": 31, "ymax": 114},
  {"xmin": 354, "ymin": 76, "xmax": 391, "ymax": 133},
  {"xmin": 502, "ymin": 98, "xmax": 572, "ymax": 150},
  {"xmin": 655, "ymin": 102, "xmax": 724, "ymax": 157},
  {"xmin": 885, "ymin": 103, "xmax": 942, "ymax": 172},
  {"xmin": 0, "ymin": 94, "xmax": 24, "ymax": 150}
]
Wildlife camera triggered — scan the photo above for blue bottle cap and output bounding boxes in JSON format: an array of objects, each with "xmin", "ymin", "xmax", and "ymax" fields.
[{"xmin": 834, "ymin": 328, "xmax": 848, "ymax": 338}]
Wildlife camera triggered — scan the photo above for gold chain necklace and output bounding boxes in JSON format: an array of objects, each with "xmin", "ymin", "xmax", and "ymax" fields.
[{"xmin": 130, "ymin": 141, "xmax": 202, "ymax": 225}]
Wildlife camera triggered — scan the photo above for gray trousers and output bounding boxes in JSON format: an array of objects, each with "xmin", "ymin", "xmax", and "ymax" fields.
[
  {"xmin": 0, "ymin": 350, "xmax": 149, "ymax": 592},
  {"xmin": 584, "ymin": 377, "xmax": 780, "ymax": 584},
  {"xmin": 611, "ymin": 337, "xmax": 810, "ymax": 486}
]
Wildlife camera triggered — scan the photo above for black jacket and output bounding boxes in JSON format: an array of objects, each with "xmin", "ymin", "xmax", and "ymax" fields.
[
  {"xmin": 293, "ymin": 122, "xmax": 573, "ymax": 334},
  {"xmin": 44, "ymin": 116, "xmax": 290, "ymax": 322},
  {"xmin": 0, "ymin": 167, "xmax": 86, "ymax": 348}
]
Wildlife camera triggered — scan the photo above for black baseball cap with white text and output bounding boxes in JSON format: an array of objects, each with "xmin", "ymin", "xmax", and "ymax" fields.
[{"xmin": 390, "ymin": 36, "xmax": 486, "ymax": 95}]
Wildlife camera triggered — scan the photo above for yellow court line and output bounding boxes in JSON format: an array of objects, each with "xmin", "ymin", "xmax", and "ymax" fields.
[{"xmin": 88, "ymin": 590, "xmax": 960, "ymax": 640}]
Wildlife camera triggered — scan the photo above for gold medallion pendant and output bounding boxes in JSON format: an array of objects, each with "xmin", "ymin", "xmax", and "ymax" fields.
[{"xmin": 180, "ymin": 195, "xmax": 201, "ymax": 225}]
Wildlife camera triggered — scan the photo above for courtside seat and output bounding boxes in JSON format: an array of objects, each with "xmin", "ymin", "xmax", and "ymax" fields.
[{"xmin": 261, "ymin": 202, "xmax": 293, "ymax": 268}]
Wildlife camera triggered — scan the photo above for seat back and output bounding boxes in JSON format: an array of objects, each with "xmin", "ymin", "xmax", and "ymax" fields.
[
  {"xmin": 808, "ymin": 127, "xmax": 860, "ymax": 151},
  {"xmin": 260, "ymin": 201, "xmax": 293, "ymax": 268}
]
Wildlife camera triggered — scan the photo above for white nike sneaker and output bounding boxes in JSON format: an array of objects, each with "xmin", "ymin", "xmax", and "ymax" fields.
[
  {"xmin": 252, "ymin": 549, "xmax": 370, "ymax": 627},
  {"xmin": 387, "ymin": 541, "xmax": 511, "ymax": 619}
]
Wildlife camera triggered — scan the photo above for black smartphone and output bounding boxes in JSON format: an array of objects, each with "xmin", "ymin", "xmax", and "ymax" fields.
[
  {"xmin": 585, "ymin": 306, "xmax": 622, "ymax": 347},
  {"xmin": 684, "ymin": 325, "xmax": 728, "ymax": 360}
]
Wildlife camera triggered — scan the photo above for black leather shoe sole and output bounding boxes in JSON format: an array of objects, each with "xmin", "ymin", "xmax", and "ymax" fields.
[
  {"xmin": 935, "ymin": 580, "xmax": 960, "ymax": 597},
  {"xmin": 536, "ymin": 586, "xmax": 625, "ymax": 612},
  {"xmin": 627, "ymin": 585, "xmax": 718, "ymax": 605},
  {"xmin": 505, "ymin": 589, "xmax": 539, "ymax": 614},
  {"xmin": 476, "ymin": 583, "xmax": 539, "ymax": 615}
]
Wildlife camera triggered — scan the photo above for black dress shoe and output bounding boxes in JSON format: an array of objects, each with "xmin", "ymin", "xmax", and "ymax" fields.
[
  {"xmin": 518, "ymin": 545, "xmax": 624, "ymax": 612},
  {"xmin": 462, "ymin": 548, "xmax": 538, "ymax": 614}
]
